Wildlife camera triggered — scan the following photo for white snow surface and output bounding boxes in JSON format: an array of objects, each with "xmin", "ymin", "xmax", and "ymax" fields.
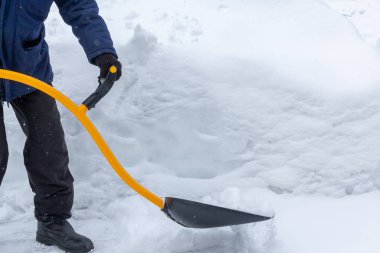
[{"xmin": 2, "ymin": 0, "xmax": 380, "ymax": 252}]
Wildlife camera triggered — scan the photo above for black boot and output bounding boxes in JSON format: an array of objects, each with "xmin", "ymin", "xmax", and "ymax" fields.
[{"xmin": 36, "ymin": 218, "xmax": 94, "ymax": 253}]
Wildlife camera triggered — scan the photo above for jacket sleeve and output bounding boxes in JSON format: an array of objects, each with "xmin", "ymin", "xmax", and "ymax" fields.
[{"xmin": 54, "ymin": 0, "xmax": 118, "ymax": 64}]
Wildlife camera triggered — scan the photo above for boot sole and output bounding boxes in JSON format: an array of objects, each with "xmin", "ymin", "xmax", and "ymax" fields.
[{"xmin": 36, "ymin": 233, "xmax": 93, "ymax": 253}]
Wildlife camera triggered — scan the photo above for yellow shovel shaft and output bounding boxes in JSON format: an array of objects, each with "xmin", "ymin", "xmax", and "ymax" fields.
[{"xmin": 0, "ymin": 69, "xmax": 165, "ymax": 209}]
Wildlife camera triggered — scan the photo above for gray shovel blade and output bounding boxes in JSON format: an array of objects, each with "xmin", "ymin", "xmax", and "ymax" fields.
[{"xmin": 162, "ymin": 197, "xmax": 273, "ymax": 228}]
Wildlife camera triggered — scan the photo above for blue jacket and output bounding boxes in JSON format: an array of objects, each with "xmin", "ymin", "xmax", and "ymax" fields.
[{"xmin": 0, "ymin": 0, "xmax": 117, "ymax": 102}]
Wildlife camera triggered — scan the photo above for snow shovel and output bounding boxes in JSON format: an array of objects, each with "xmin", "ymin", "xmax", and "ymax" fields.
[{"xmin": 0, "ymin": 68, "xmax": 273, "ymax": 228}]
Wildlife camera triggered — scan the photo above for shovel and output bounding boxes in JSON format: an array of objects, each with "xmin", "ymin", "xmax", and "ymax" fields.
[{"xmin": 0, "ymin": 67, "xmax": 273, "ymax": 228}]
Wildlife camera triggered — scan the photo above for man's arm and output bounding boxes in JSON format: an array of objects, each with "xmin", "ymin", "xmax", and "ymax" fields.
[{"xmin": 54, "ymin": 0, "xmax": 117, "ymax": 64}]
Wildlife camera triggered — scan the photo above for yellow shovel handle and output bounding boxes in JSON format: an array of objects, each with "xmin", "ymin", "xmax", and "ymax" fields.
[{"xmin": 0, "ymin": 69, "xmax": 165, "ymax": 209}]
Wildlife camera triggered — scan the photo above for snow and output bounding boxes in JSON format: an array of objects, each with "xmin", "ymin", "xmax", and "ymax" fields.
[{"xmin": 2, "ymin": 0, "xmax": 380, "ymax": 252}]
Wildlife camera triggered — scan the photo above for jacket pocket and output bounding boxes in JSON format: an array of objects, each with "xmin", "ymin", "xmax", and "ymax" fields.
[
  {"xmin": 19, "ymin": 27, "xmax": 49, "ymax": 77},
  {"xmin": 22, "ymin": 26, "xmax": 45, "ymax": 51},
  {"xmin": 23, "ymin": 32, "xmax": 43, "ymax": 49}
]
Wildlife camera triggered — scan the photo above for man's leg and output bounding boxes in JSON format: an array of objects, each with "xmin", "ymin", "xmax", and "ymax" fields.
[
  {"xmin": 11, "ymin": 90, "xmax": 93, "ymax": 253},
  {"xmin": 11, "ymin": 90, "xmax": 74, "ymax": 219},
  {"xmin": 0, "ymin": 104, "xmax": 9, "ymax": 185}
]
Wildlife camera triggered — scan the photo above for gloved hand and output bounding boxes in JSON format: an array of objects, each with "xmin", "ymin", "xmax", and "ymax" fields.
[{"xmin": 94, "ymin": 54, "xmax": 122, "ymax": 81}]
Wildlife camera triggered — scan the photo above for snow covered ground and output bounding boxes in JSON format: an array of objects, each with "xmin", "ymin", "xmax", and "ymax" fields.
[{"xmin": 2, "ymin": 0, "xmax": 380, "ymax": 252}]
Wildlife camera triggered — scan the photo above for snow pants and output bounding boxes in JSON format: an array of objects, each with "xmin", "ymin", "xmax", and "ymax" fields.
[{"xmin": 0, "ymin": 90, "xmax": 74, "ymax": 221}]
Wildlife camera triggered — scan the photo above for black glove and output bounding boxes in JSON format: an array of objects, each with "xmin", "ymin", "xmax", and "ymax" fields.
[{"xmin": 94, "ymin": 54, "xmax": 122, "ymax": 81}]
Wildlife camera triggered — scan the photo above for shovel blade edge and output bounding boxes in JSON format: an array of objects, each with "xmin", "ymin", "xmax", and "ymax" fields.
[{"xmin": 162, "ymin": 197, "xmax": 273, "ymax": 228}]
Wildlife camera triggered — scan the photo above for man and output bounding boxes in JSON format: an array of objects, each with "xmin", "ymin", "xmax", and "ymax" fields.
[{"xmin": 0, "ymin": 0, "xmax": 122, "ymax": 252}]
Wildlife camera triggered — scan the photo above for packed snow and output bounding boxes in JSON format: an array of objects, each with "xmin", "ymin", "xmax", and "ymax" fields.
[{"xmin": 1, "ymin": 0, "xmax": 380, "ymax": 252}]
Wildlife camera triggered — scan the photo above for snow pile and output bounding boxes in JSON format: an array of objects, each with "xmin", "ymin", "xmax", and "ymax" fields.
[
  {"xmin": 88, "ymin": 0, "xmax": 380, "ymax": 196},
  {"xmin": 2, "ymin": 0, "xmax": 380, "ymax": 252}
]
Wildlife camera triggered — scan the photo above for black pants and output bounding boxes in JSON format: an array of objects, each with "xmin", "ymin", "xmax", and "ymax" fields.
[{"xmin": 0, "ymin": 90, "xmax": 74, "ymax": 221}]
